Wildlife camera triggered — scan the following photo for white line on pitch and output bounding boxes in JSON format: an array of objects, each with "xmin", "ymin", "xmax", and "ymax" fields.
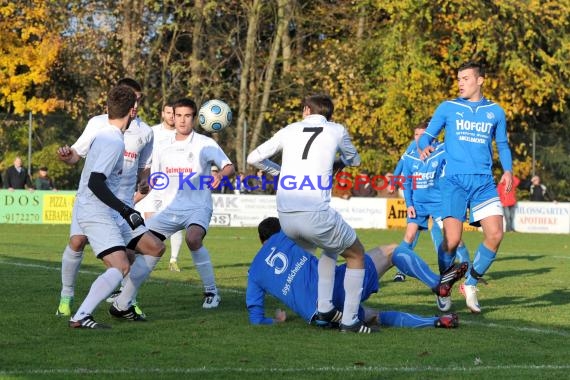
[
  {"xmin": 0, "ymin": 259, "xmax": 245, "ymax": 295},
  {"xmin": 3, "ymin": 364, "xmax": 570, "ymax": 376}
]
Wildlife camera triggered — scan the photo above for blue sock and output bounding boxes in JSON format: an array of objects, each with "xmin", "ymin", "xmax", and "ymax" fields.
[
  {"xmin": 430, "ymin": 222, "xmax": 443, "ymax": 256},
  {"xmin": 399, "ymin": 239, "xmax": 413, "ymax": 250},
  {"xmin": 410, "ymin": 230, "xmax": 420, "ymax": 249},
  {"xmin": 437, "ymin": 242, "xmax": 455, "ymax": 274},
  {"xmin": 465, "ymin": 243, "xmax": 496, "ymax": 286},
  {"xmin": 379, "ymin": 311, "xmax": 437, "ymax": 328},
  {"xmin": 392, "ymin": 245, "xmax": 439, "ymax": 289},
  {"xmin": 456, "ymin": 243, "xmax": 471, "ymax": 274}
]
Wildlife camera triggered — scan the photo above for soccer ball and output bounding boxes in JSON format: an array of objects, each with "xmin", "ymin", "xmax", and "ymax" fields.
[{"xmin": 198, "ymin": 99, "xmax": 233, "ymax": 133}]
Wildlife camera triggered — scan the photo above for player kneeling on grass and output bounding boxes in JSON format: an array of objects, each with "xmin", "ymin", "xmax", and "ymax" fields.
[{"xmin": 246, "ymin": 217, "xmax": 464, "ymax": 329}]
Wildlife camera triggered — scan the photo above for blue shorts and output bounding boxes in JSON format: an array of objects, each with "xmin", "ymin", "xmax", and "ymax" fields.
[
  {"xmin": 439, "ymin": 174, "xmax": 503, "ymax": 227},
  {"xmin": 406, "ymin": 202, "xmax": 441, "ymax": 230},
  {"xmin": 332, "ymin": 255, "xmax": 379, "ymax": 320}
]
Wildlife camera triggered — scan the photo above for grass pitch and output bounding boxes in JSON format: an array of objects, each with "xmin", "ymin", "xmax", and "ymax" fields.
[{"xmin": 1, "ymin": 225, "xmax": 569, "ymax": 379}]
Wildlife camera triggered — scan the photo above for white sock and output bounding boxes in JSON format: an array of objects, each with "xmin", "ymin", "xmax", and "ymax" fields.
[
  {"xmin": 191, "ymin": 246, "xmax": 217, "ymax": 293},
  {"xmin": 60, "ymin": 245, "xmax": 83, "ymax": 298},
  {"xmin": 317, "ymin": 253, "xmax": 338, "ymax": 313},
  {"xmin": 341, "ymin": 268, "xmax": 365, "ymax": 326},
  {"xmin": 72, "ymin": 267, "xmax": 123, "ymax": 321},
  {"xmin": 115, "ymin": 254, "xmax": 160, "ymax": 310},
  {"xmin": 170, "ymin": 230, "xmax": 184, "ymax": 262}
]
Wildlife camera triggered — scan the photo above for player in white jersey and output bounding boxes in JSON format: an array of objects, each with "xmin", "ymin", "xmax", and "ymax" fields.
[
  {"xmin": 66, "ymin": 85, "xmax": 163, "ymax": 328},
  {"xmin": 136, "ymin": 102, "xmax": 185, "ymax": 272},
  {"xmin": 247, "ymin": 94, "xmax": 374, "ymax": 333},
  {"xmin": 56, "ymin": 78, "xmax": 157, "ymax": 318},
  {"xmin": 111, "ymin": 98, "xmax": 235, "ymax": 312}
]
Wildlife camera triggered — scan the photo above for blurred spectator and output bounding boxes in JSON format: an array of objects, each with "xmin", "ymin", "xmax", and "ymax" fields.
[
  {"xmin": 234, "ymin": 172, "xmax": 247, "ymax": 194},
  {"xmin": 247, "ymin": 169, "xmax": 269, "ymax": 195},
  {"xmin": 376, "ymin": 172, "xmax": 399, "ymax": 198},
  {"xmin": 351, "ymin": 169, "xmax": 376, "ymax": 197},
  {"xmin": 35, "ymin": 166, "xmax": 56, "ymax": 190},
  {"xmin": 3, "ymin": 157, "xmax": 33, "ymax": 190},
  {"xmin": 332, "ymin": 173, "xmax": 352, "ymax": 200},
  {"xmin": 497, "ymin": 175, "xmax": 520, "ymax": 232},
  {"xmin": 529, "ymin": 175, "xmax": 555, "ymax": 202}
]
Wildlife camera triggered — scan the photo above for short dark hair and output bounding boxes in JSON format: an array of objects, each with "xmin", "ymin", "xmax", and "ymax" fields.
[
  {"xmin": 414, "ymin": 117, "xmax": 431, "ymax": 130},
  {"xmin": 107, "ymin": 85, "xmax": 137, "ymax": 120},
  {"xmin": 117, "ymin": 78, "xmax": 143, "ymax": 92},
  {"xmin": 173, "ymin": 98, "xmax": 197, "ymax": 116},
  {"xmin": 304, "ymin": 94, "xmax": 334, "ymax": 121},
  {"xmin": 458, "ymin": 61, "xmax": 485, "ymax": 77},
  {"xmin": 258, "ymin": 217, "xmax": 281, "ymax": 243}
]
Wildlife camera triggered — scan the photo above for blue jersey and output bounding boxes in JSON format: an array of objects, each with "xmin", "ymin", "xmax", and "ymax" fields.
[
  {"xmin": 419, "ymin": 97, "xmax": 512, "ymax": 175},
  {"xmin": 401, "ymin": 142, "xmax": 445, "ymax": 208},
  {"xmin": 393, "ymin": 140, "xmax": 416, "ymax": 177},
  {"xmin": 246, "ymin": 231, "xmax": 378, "ymax": 324}
]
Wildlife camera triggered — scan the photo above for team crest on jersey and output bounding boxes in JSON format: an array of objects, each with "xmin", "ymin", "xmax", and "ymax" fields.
[
  {"xmin": 486, "ymin": 112, "xmax": 495, "ymax": 120},
  {"xmin": 138, "ymin": 137, "xmax": 143, "ymax": 145},
  {"xmin": 187, "ymin": 152, "xmax": 194, "ymax": 162},
  {"xmin": 431, "ymin": 160, "xmax": 438, "ymax": 168}
]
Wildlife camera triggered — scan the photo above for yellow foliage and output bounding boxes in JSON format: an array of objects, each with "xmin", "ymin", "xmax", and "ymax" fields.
[{"xmin": 0, "ymin": 0, "xmax": 62, "ymax": 115}]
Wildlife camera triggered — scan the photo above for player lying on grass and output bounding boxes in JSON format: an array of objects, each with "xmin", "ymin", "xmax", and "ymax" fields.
[{"xmin": 246, "ymin": 217, "xmax": 466, "ymax": 329}]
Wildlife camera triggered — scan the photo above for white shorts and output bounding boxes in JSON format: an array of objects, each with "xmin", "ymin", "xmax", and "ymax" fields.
[
  {"xmin": 69, "ymin": 205, "xmax": 84, "ymax": 237},
  {"xmin": 146, "ymin": 207, "xmax": 212, "ymax": 239},
  {"xmin": 278, "ymin": 208, "xmax": 357, "ymax": 254},
  {"xmin": 76, "ymin": 206, "xmax": 147, "ymax": 256}
]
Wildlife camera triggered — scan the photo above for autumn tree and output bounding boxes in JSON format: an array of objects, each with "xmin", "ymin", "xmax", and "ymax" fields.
[{"xmin": 0, "ymin": 0, "xmax": 62, "ymax": 115}]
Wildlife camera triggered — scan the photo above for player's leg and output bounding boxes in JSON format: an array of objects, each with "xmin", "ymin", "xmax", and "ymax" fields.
[
  {"xmin": 366, "ymin": 244, "xmax": 396, "ymax": 278},
  {"xmin": 379, "ymin": 311, "xmax": 458, "ymax": 329},
  {"xmin": 460, "ymin": 175, "xmax": 504, "ymax": 313},
  {"xmin": 391, "ymin": 244, "xmax": 439, "ymax": 289},
  {"xmin": 69, "ymin": 213, "xmax": 131, "ymax": 329},
  {"xmin": 57, "ymin": 211, "xmax": 88, "ymax": 316},
  {"xmin": 456, "ymin": 241, "xmax": 471, "ymax": 270},
  {"xmin": 279, "ymin": 211, "xmax": 337, "ymax": 320},
  {"xmin": 70, "ymin": 249, "xmax": 130, "ymax": 329},
  {"xmin": 340, "ymin": 237, "xmax": 376, "ymax": 333},
  {"xmin": 317, "ymin": 250, "xmax": 339, "ymax": 318},
  {"xmin": 184, "ymin": 216, "xmax": 220, "ymax": 309},
  {"xmin": 168, "ymin": 230, "xmax": 184, "ymax": 272},
  {"xmin": 111, "ymin": 227, "xmax": 165, "ymax": 319},
  {"xmin": 431, "ymin": 219, "xmax": 452, "ymax": 273}
]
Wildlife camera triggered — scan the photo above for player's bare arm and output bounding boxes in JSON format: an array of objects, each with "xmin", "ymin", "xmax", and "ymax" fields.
[
  {"xmin": 57, "ymin": 145, "xmax": 81, "ymax": 165},
  {"xmin": 211, "ymin": 163, "xmax": 235, "ymax": 189},
  {"xmin": 500, "ymin": 171, "xmax": 513, "ymax": 193}
]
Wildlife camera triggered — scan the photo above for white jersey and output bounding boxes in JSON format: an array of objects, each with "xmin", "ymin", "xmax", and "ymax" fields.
[
  {"xmin": 151, "ymin": 123, "xmax": 176, "ymax": 147},
  {"xmin": 247, "ymin": 114, "xmax": 360, "ymax": 212},
  {"xmin": 150, "ymin": 130, "xmax": 232, "ymax": 211},
  {"xmin": 75, "ymin": 124, "xmax": 124, "ymax": 213},
  {"xmin": 135, "ymin": 123, "xmax": 177, "ymax": 214},
  {"xmin": 71, "ymin": 114, "xmax": 153, "ymax": 207}
]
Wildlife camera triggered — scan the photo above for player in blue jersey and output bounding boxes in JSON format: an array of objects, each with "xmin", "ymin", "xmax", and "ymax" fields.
[
  {"xmin": 396, "ymin": 119, "xmax": 470, "ymax": 312},
  {"xmin": 418, "ymin": 62, "xmax": 513, "ymax": 313},
  {"xmin": 390, "ymin": 139, "xmax": 416, "ymax": 282},
  {"xmin": 246, "ymin": 217, "xmax": 465, "ymax": 329}
]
